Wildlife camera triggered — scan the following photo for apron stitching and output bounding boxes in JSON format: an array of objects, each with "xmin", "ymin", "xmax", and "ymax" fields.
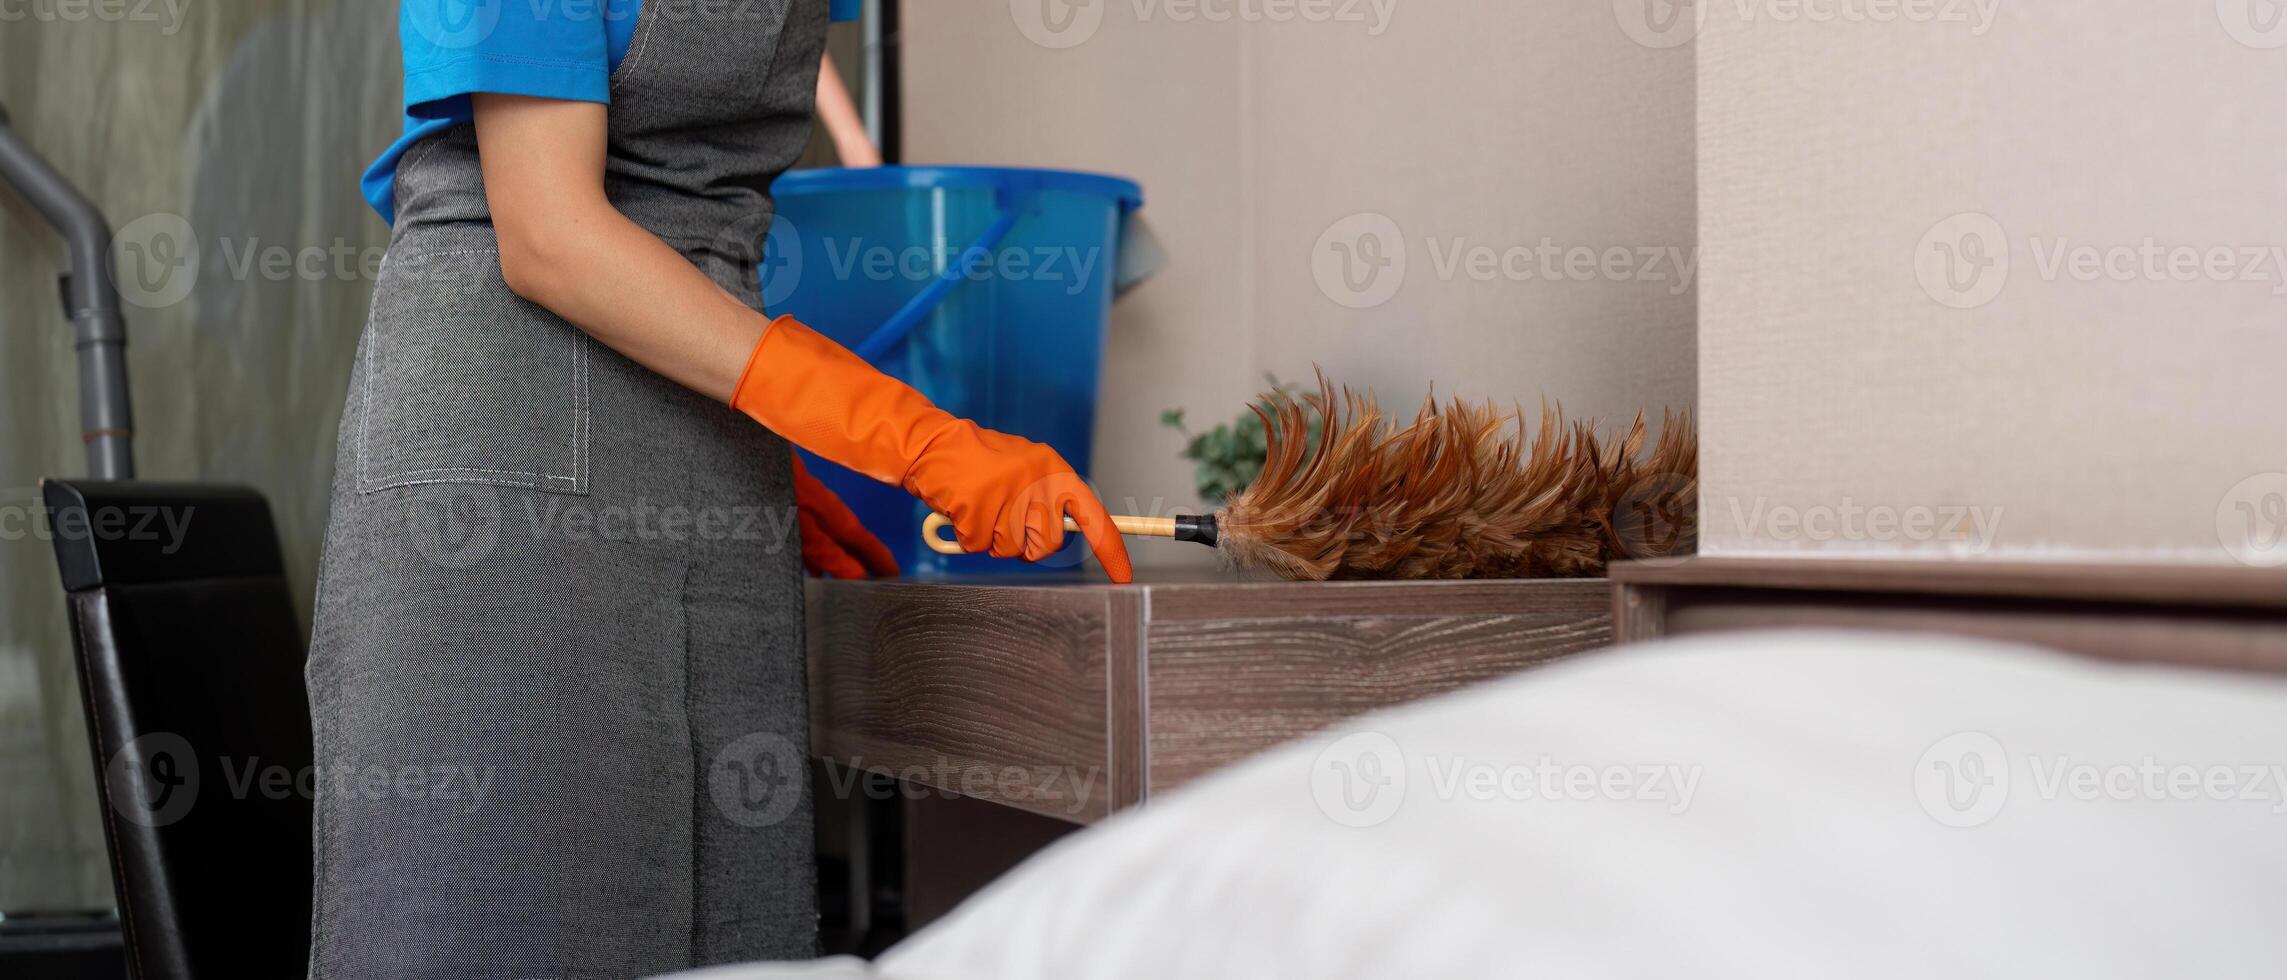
[
  {"xmin": 679, "ymin": 557, "xmax": 700, "ymax": 963},
  {"xmin": 372, "ymin": 466, "xmax": 578, "ymax": 481},
  {"xmin": 397, "ymin": 132, "xmax": 453, "ymax": 188},
  {"xmin": 389, "ymin": 247, "xmax": 499, "ymax": 263},
  {"xmin": 359, "ymin": 474, "xmax": 571, "ymax": 493},
  {"xmin": 356, "ymin": 248, "xmax": 588, "ymax": 490},
  {"xmin": 574, "ymin": 334, "xmax": 589, "ymax": 491},
  {"xmin": 612, "ymin": 2, "xmax": 662, "ymax": 89},
  {"xmin": 356, "ymin": 251, "xmax": 386, "ymax": 486}
]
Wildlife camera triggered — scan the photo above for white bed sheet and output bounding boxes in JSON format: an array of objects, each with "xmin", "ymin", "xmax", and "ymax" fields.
[{"xmin": 669, "ymin": 629, "xmax": 2287, "ymax": 980}]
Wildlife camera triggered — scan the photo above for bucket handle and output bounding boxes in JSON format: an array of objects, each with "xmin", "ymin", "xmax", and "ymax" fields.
[{"xmin": 850, "ymin": 192, "xmax": 1028, "ymax": 361}]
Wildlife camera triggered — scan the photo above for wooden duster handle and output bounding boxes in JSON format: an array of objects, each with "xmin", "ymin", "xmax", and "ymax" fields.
[{"xmin": 921, "ymin": 511, "xmax": 1219, "ymax": 555}]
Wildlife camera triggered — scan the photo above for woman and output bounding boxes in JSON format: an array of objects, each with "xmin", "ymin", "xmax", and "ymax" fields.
[{"xmin": 306, "ymin": 1, "xmax": 1133, "ymax": 976}]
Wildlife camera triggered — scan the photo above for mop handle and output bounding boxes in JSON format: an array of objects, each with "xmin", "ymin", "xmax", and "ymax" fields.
[{"xmin": 921, "ymin": 511, "xmax": 1218, "ymax": 555}]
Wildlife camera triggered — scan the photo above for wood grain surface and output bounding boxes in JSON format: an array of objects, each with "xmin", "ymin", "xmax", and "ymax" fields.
[
  {"xmin": 1611, "ymin": 556, "xmax": 2287, "ymax": 608},
  {"xmin": 1609, "ymin": 558, "xmax": 2287, "ymax": 673},
  {"xmin": 807, "ymin": 582, "xmax": 1123, "ymax": 822},
  {"xmin": 806, "ymin": 576, "xmax": 1616, "ymax": 822},
  {"xmin": 1142, "ymin": 580, "xmax": 1610, "ymax": 791}
]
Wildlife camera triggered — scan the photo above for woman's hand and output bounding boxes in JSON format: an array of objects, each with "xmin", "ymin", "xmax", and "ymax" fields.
[
  {"xmin": 902, "ymin": 420, "xmax": 1132, "ymax": 577},
  {"xmin": 792, "ymin": 453, "xmax": 899, "ymax": 579},
  {"xmin": 731, "ymin": 317, "xmax": 1134, "ymax": 583}
]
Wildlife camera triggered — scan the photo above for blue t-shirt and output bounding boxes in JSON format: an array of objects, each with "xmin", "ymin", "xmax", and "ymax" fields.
[{"xmin": 364, "ymin": 0, "xmax": 860, "ymax": 224}]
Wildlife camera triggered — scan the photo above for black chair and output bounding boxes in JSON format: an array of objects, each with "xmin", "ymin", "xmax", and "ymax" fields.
[
  {"xmin": 45, "ymin": 480, "xmax": 313, "ymax": 980},
  {"xmin": 10, "ymin": 99, "xmax": 312, "ymax": 980}
]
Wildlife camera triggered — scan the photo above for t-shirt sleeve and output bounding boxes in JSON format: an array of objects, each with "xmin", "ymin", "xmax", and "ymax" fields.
[{"xmin": 399, "ymin": 0, "xmax": 614, "ymax": 118}]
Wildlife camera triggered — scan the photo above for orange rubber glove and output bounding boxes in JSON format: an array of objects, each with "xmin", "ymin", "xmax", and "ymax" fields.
[
  {"xmin": 732, "ymin": 316, "xmax": 1134, "ymax": 583},
  {"xmin": 791, "ymin": 452, "xmax": 900, "ymax": 579}
]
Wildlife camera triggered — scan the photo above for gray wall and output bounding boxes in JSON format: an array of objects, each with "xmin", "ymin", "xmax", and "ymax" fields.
[{"xmin": 1, "ymin": 0, "xmax": 399, "ymax": 910}]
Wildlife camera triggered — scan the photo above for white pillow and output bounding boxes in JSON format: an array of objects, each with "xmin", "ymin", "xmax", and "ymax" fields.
[{"xmin": 872, "ymin": 629, "xmax": 2287, "ymax": 980}]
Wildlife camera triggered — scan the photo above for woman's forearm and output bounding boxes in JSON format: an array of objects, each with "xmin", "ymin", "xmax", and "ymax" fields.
[
  {"xmin": 498, "ymin": 203, "xmax": 768, "ymax": 402},
  {"xmin": 472, "ymin": 93, "xmax": 765, "ymax": 402}
]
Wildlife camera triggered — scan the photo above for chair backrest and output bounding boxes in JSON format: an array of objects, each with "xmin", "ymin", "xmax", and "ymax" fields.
[{"xmin": 44, "ymin": 480, "xmax": 312, "ymax": 980}]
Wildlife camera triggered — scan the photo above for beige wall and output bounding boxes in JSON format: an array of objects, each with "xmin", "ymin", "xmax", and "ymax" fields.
[
  {"xmin": 903, "ymin": 1, "xmax": 1698, "ymax": 559},
  {"xmin": 1697, "ymin": 3, "xmax": 2287, "ymax": 564}
]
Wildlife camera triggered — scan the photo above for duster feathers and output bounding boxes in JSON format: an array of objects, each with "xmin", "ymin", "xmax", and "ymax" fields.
[{"xmin": 1214, "ymin": 375, "xmax": 1696, "ymax": 580}]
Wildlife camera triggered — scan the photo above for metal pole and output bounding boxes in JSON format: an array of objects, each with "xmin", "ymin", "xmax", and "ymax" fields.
[{"xmin": 0, "ymin": 101, "xmax": 136, "ymax": 480}]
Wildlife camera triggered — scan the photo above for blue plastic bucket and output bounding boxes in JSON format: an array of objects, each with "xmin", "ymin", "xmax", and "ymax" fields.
[{"xmin": 763, "ymin": 166, "xmax": 1144, "ymax": 575}]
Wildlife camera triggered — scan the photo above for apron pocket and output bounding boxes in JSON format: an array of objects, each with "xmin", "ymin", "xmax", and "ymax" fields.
[{"xmin": 355, "ymin": 248, "xmax": 590, "ymax": 496}]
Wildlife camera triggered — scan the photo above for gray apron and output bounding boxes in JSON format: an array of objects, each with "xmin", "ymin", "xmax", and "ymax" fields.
[{"xmin": 306, "ymin": 2, "xmax": 828, "ymax": 976}]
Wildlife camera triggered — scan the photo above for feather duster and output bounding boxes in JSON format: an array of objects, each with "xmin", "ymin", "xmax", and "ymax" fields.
[
  {"xmin": 921, "ymin": 373, "xmax": 1697, "ymax": 579},
  {"xmin": 1213, "ymin": 374, "xmax": 1696, "ymax": 580}
]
